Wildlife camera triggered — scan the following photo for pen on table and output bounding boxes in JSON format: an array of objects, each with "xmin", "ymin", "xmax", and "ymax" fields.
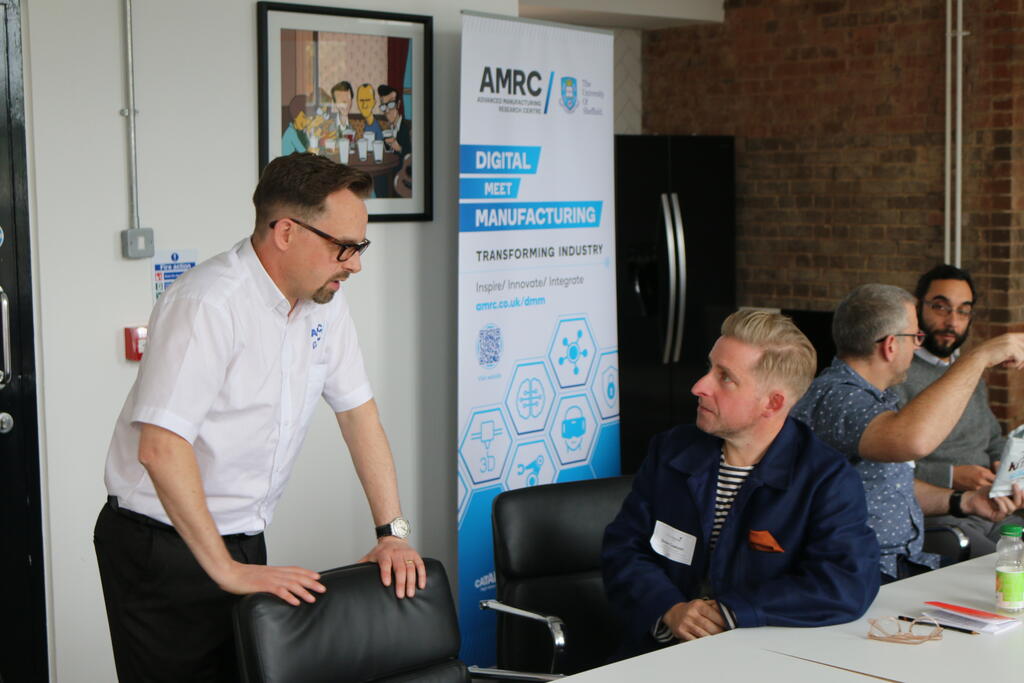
[{"xmin": 897, "ymin": 614, "xmax": 979, "ymax": 635}]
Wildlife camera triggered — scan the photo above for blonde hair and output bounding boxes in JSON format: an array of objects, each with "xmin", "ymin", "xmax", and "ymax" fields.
[{"xmin": 721, "ymin": 309, "xmax": 817, "ymax": 402}]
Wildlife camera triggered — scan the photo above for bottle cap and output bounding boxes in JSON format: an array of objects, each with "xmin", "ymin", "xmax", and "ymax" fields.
[{"xmin": 1000, "ymin": 525, "xmax": 1023, "ymax": 537}]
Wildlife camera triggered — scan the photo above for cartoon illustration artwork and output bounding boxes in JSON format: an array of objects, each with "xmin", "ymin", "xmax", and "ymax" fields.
[
  {"xmin": 379, "ymin": 84, "xmax": 411, "ymax": 156},
  {"xmin": 330, "ymin": 81, "xmax": 355, "ymax": 143},
  {"xmin": 281, "ymin": 95, "xmax": 310, "ymax": 155},
  {"xmin": 276, "ymin": 27, "xmax": 421, "ymax": 205},
  {"xmin": 354, "ymin": 83, "xmax": 383, "ymax": 140}
]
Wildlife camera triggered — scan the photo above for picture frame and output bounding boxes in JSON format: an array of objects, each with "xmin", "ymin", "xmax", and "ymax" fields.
[{"xmin": 258, "ymin": 2, "xmax": 433, "ymax": 222}]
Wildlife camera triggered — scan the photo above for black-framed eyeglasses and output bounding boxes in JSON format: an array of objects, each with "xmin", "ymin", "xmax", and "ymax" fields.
[
  {"xmin": 875, "ymin": 331, "xmax": 926, "ymax": 346},
  {"xmin": 924, "ymin": 298, "xmax": 974, "ymax": 319},
  {"xmin": 379, "ymin": 100, "xmax": 398, "ymax": 111},
  {"xmin": 269, "ymin": 217, "xmax": 371, "ymax": 262}
]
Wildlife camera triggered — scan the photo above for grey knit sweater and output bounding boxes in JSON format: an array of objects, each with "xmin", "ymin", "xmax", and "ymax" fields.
[{"xmin": 892, "ymin": 353, "xmax": 1004, "ymax": 488}]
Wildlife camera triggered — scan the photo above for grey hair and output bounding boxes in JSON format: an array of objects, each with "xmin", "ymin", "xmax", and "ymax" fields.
[{"xmin": 833, "ymin": 284, "xmax": 915, "ymax": 358}]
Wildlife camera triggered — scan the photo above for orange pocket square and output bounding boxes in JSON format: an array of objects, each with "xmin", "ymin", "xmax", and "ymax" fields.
[{"xmin": 748, "ymin": 529, "xmax": 785, "ymax": 553}]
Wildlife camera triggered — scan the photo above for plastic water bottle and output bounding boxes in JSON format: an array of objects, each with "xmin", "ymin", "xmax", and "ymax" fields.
[{"xmin": 995, "ymin": 524, "xmax": 1024, "ymax": 613}]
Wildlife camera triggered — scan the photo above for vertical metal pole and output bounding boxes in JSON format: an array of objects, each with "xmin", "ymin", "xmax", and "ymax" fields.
[
  {"xmin": 954, "ymin": 0, "xmax": 963, "ymax": 268},
  {"xmin": 944, "ymin": 0, "xmax": 952, "ymax": 265},
  {"xmin": 123, "ymin": 0, "xmax": 141, "ymax": 231}
]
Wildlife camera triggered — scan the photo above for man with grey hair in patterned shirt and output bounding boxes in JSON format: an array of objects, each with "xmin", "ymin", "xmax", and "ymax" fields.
[{"xmin": 793, "ymin": 283, "xmax": 1024, "ymax": 583}]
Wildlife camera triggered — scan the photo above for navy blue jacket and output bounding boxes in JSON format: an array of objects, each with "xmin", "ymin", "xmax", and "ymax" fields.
[{"xmin": 602, "ymin": 417, "xmax": 879, "ymax": 659}]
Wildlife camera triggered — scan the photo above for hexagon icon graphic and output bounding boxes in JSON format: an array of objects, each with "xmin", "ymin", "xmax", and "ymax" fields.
[
  {"xmin": 505, "ymin": 440, "xmax": 557, "ymax": 491},
  {"xmin": 547, "ymin": 317, "xmax": 597, "ymax": 388},
  {"xmin": 550, "ymin": 394, "xmax": 598, "ymax": 467},
  {"xmin": 504, "ymin": 361, "xmax": 556, "ymax": 435},
  {"xmin": 590, "ymin": 350, "xmax": 620, "ymax": 420},
  {"xmin": 459, "ymin": 407, "xmax": 513, "ymax": 486},
  {"xmin": 457, "ymin": 468, "xmax": 469, "ymax": 522}
]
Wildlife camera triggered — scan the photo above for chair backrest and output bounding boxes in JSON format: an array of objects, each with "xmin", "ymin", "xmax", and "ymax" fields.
[
  {"xmin": 233, "ymin": 557, "xmax": 469, "ymax": 683},
  {"xmin": 492, "ymin": 475, "xmax": 634, "ymax": 675}
]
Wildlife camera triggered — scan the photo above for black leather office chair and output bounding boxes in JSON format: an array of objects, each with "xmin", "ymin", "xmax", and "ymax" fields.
[
  {"xmin": 486, "ymin": 475, "xmax": 634, "ymax": 675},
  {"xmin": 234, "ymin": 558, "xmax": 468, "ymax": 683}
]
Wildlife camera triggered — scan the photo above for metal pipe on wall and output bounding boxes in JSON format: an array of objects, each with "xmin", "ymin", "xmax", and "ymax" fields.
[
  {"xmin": 954, "ymin": 0, "xmax": 963, "ymax": 268},
  {"xmin": 121, "ymin": 0, "xmax": 141, "ymax": 231},
  {"xmin": 944, "ymin": 0, "xmax": 952, "ymax": 265},
  {"xmin": 944, "ymin": 0, "xmax": 965, "ymax": 268}
]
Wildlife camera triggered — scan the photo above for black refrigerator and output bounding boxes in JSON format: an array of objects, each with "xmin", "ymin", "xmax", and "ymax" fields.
[{"xmin": 614, "ymin": 135, "xmax": 736, "ymax": 474}]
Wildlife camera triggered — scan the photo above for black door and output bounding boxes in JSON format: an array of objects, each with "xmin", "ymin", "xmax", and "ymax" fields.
[
  {"xmin": 0, "ymin": 1, "xmax": 48, "ymax": 680},
  {"xmin": 614, "ymin": 135, "xmax": 735, "ymax": 474},
  {"xmin": 614, "ymin": 135, "xmax": 677, "ymax": 472}
]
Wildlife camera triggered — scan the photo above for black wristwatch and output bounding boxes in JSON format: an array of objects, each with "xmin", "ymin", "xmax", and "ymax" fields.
[
  {"xmin": 948, "ymin": 491, "xmax": 967, "ymax": 518},
  {"xmin": 375, "ymin": 516, "xmax": 411, "ymax": 540}
]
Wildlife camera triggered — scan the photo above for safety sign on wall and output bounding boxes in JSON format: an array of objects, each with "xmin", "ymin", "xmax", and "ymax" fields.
[{"xmin": 151, "ymin": 249, "xmax": 198, "ymax": 301}]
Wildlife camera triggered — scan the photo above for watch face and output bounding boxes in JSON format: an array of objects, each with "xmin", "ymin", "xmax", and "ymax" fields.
[{"xmin": 392, "ymin": 517, "xmax": 411, "ymax": 538}]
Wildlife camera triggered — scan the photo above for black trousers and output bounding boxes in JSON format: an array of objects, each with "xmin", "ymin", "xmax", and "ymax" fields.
[{"xmin": 94, "ymin": 499, "xmax": 266, "ymax": 683}]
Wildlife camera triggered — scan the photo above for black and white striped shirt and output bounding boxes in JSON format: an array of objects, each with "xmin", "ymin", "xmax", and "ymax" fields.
[{"xmin": 709, "ymin": 454, "xmax": 754, "ymax": 551}]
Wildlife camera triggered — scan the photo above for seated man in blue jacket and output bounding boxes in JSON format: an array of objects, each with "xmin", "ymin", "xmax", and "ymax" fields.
[{"xmin": 603, "ymin": 309, "xmax": 879, "ymax": 658}]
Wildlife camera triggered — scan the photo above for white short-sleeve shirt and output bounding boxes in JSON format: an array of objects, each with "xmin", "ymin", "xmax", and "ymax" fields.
[{"xmin": 104, "ymin": 237, "xmax": 373, "ymax": 534}]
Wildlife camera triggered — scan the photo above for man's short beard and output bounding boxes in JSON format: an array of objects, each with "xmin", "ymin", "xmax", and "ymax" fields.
[
  {"xmin": 312, "ymin": 273, "xmax": 348, "ymax": 304},
  {"xmin": 312, "ymin": 286, "xmax": 336, "ymax": 304},
  {"xmin": 921, "ymin": 320, "xmax": 970, "ymax": 358}
]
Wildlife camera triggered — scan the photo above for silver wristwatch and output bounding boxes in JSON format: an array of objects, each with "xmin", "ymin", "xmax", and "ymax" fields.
[{"xmin": 375, "ymin": 516, "xmax": 411, "ymax": 540}]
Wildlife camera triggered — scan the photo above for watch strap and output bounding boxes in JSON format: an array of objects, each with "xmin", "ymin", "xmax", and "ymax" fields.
[{"xmin": 949, "ymin": 490, "xmax": 967, "ymax": 518}]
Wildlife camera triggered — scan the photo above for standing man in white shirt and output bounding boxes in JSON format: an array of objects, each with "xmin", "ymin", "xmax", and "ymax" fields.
[{"xmin": 95, "ymin": 153, "xmax": 425, "ymax": 682}]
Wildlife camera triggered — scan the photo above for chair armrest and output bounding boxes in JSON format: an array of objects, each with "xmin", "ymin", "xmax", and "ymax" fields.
[
  {"xmin": 468, "ymin": 665, "xmax": 563, "ymax": 681},
  {"xmin": 924, "ymin": 524, "xmax": 971, "ymax": 563},
  {"xmin": 479, "ymin": 599, "xmax": 566, "ymax": 673}
]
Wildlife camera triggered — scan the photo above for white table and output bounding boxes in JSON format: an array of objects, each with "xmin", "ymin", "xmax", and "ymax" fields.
[{"xmin": 564, "ymin": 556, "xmax": 1023, "ymax": 682}]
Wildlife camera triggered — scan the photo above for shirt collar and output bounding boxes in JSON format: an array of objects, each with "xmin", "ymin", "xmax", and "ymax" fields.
[
  {"xmin": 237, "ymin": 237, "xmax": 293, "ymax": 316},
  {"xmin": 914, "ymin": 346, "xmax": 958, "ymax": 367},
  {"xmin": 827, "ymin": 357, "xmax": 891, "ymax": 402}
]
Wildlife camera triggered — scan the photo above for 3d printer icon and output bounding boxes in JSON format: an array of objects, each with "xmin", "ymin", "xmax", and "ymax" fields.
[
  {"xmin": 470, "ymin": 419, "xmax": 504, "ymax": 473},
  {"xmin": 561, "ymin": 406, "xmax": 587, "ymax": 451}
]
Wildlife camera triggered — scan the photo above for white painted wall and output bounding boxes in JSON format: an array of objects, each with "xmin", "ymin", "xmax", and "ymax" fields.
[{"xmin": 23, "ymin": 0, "xmax": 515, "ymax": 679}]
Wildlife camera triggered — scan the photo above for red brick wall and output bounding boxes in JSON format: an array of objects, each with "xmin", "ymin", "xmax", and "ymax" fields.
[{"xmin": 644, "ymin": 0, "xmax": 1024, "ymax": 428}]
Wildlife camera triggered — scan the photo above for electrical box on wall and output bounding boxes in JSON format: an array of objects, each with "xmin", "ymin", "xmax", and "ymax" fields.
[
  {"xmin": 124, "ymin": 326, "xmax": 147, "ymax": 361},
  {"xmin": 121, "ymin": 227, "xmax": 154, "ymax": 259}
]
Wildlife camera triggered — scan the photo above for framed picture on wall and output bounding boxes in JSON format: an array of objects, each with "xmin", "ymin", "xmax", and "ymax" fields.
[{"xmin": 258, "ymin": 2, "xmax": 433, "ymax": 222}]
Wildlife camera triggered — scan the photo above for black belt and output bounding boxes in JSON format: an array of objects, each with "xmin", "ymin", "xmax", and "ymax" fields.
[{"xmin": 106, "ymin": 496, "xmax": 261, "ymax": 541}]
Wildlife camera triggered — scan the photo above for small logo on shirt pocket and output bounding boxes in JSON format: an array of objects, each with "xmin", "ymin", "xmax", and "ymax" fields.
[
  {"xmin": 748, "ymin": 529, "xmax": 785, "ymax": 553},
  {"xmin": 311, "ymin": 323, "xmax": 325, "ymax": 350}
]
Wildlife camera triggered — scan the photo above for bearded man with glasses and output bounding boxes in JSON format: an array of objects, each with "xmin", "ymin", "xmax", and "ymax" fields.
[
  {"xmin": 793, "ymin": 283, "xmax": 1024, "ymax": 585},
  {"xmin": 893, "ymin": 265, "xmax": 1024, "ymax": 557},
  {"xmin": 95, "ymin": 153, "xmax": 425, "ymax": 682}
]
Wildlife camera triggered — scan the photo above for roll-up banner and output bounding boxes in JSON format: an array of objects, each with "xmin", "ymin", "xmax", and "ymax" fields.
[{"xmin": 456, "ymin": 12, "xmax": 618, "ymax": 665}]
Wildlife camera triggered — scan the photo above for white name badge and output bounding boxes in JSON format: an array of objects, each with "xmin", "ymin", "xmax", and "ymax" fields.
[{"xmin": 650, "ymin": 521, "xmax": 697, "ymax": 566}]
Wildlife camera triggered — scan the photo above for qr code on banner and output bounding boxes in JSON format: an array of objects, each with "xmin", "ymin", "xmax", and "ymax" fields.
[{"xmin": 476, "ymin": 324, "xmax": 503, "ymax": 369}]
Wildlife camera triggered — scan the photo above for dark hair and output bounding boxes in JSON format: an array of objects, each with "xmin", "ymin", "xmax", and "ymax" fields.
[
  {"xmin": 330, "ymin": 81, "xmax": 353, "ymax": 98},
  {"xmin": 252, "ymin": 153, "xmax": 371, "ymax": 235},
  {"xmin": 377, "ymin": 84, "xmax": 401, "ymax": 115},
  {"xmin": 914, "ymin": 264, "xmax": 976, "ymax": 302}
]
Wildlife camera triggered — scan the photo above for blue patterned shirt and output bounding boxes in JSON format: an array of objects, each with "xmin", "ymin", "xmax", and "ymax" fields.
[{"xmin": 792, "ymin": 358, "xmax": 940, "ymax": 578}]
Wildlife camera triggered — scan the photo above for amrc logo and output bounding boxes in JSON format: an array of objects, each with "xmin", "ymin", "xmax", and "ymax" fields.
[{"xmin": 479, "ymin": 66, "xmax": 544, "ymax": 97}]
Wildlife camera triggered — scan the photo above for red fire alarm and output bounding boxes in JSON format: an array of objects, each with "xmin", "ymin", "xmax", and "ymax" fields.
[{"xmin": 124, "ymin": 326, "xmax": 147, "ymax": 361}]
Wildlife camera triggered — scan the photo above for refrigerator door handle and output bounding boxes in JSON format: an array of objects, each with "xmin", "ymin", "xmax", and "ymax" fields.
[
  {"xmin": 670, "ymin": 192, "xmax": 686, "ymax": 363},
  {"xmin": 661, "ymin": 193, "xmax": 678, "ymax": 365}
]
